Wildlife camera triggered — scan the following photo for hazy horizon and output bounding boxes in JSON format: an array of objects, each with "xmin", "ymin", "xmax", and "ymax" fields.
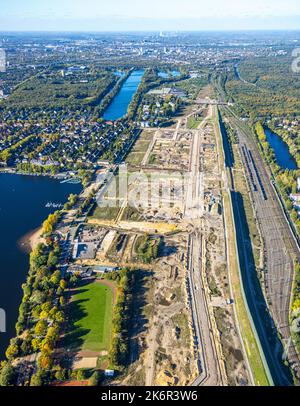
[{"xmin": 1, "ymin": 0, "xmax": 300, "ymax": 31}]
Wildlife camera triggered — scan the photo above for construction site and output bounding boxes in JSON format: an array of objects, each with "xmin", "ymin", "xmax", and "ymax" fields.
[{"xmin": 70, "ymin": 96, "xmax": 252, "ymax": 386}]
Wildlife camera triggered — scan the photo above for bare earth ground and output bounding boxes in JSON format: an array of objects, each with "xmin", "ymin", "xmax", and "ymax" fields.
[
  {"xmin": 64, "ymin": 86, "xmax": 251, "ymax": 386},
  {"xmin": 102, "ymin": 97, "xmax": 250, "ymax": 385}
]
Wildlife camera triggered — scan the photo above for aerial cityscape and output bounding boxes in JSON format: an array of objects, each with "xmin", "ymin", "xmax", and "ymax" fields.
[{"xmin": 0, "ymin": 0, "xmax": 300, "ymax": 393}]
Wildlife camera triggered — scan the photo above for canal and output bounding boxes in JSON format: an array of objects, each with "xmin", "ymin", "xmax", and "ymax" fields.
[
  {"xmin": 265, "ymin": 128, "xmax": 297, "ymax": 170},
  {"xmin": 0, "ymin": 174, "xmax": 81, "ymax": 359},
  {"xmin": 103, "ymin": 69, "xmax": 144, "ymax": 121}
]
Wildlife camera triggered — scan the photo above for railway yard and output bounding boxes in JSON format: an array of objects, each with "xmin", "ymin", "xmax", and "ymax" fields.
[{"xmin": 220, "ymin": 105, "xmax": 300, "ymax": 384}]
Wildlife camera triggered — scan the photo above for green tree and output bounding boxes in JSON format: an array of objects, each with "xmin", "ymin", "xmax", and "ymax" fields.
[
  {"xmin": 35, "ymin": 319, "xmax": 48, "ymax": 337},
  {"xmin": 77, "ymin": 369, "xmax": 86, "ymax": 381},
  {"xmin": 0, "ymin": 362, "xmax": 15, "ymax": 386},
  {"xmin": 88, "ymin": 371, "xmax": 100, "ymax": 386},
  {"xmin": 30, "ymin": 372, "xmax": 43, "ymax": 386},
  {"xmin": 5, "ymin": 343, "xmax": 19, "ymax": 361}
]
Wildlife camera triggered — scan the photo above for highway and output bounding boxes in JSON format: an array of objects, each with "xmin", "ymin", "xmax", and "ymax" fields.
[{"xmin": 222, "ymin": 106, "xmax": 300, "ymax": 383}]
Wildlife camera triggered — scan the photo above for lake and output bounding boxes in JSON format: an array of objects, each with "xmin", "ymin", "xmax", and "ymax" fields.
[
  {"xmin": 0, "ymin": 173, "xmax": 81, "ymax": 359},
  {"xmin": 114, "ymin": 70, "xmax": 125, "ymax": 78},
  {"xmin": 158, "ymin": 70, "xmax": 180, "ymax": 79},
  {"xmin": 103, "ymin": 69, "xmax": 144, "ymax": 121},
  {"xmin": 265, "ymin": 128, "xmax": 297, "ymax": 170}
]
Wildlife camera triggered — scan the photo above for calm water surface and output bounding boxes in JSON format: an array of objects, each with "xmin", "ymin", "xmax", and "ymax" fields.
[
  {"xmin": 0, "ymin": 173, "xmax": 81, "ymax": 359},
  {"xmin": 103, "ymin": 70, "xmax": 144, "ymax": 121},
  {"xmin": 265, "ymin": 128, "xmax": 297, "ymax": 170},
  {"xmin": 158, "ymin": 70, "xmax": 180, "ymax": 79}
]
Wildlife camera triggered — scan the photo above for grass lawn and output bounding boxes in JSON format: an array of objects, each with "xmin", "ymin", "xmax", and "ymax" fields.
[
  {"xmin": 90, "ymin": 206, "xmax": 120, "ymax": 221},
  {"xmin": 121, "ymin": 206, "xmax": 141, "ymax": 221},
  {"xmin": 131, "ymin": 139, "xmax": 152, "ymax": 153},
  {"xmin": 125, "ymin": 132, "xmax": 153, "ymax": 166},
  {"xmin": 66, "ymin": 281, "xmax": 114, "ymax": 352},
  {"xmin": 138, "ymin": 130, "xmax": 155, "ymax": 142},
  {"xmin": 187, "ymin": 116, "xmax": 202, "ymax": 129},
  {"xmin": 125, "ymin": 152, "xmax": 145, "ymax": 166},
  {"xmin": 223, "ymin": 192, "xmax": 269, "ymax": 386}
]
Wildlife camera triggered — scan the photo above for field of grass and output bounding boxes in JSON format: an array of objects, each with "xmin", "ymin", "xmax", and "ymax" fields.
[
  {"xmin": 125, "ymin": 152, "xmax": 145, "ymax": 166},
  {"xmin": 175, "ymin": 76, "xmax": 208, "ymax": 100},
  {"xmin": 66, "ymin": 281, "xmax": 114, "ymax": 352},
  {"xmin": 131, "ymin": 139, "xmax": 152, "ymax": 153},
  {"xmin": 223, "ymin": 192, "xmax": 269, "ymax": 386},
  {"xmin": 90, "ymin": 206, "xmax": 120, "ymax": 221},
  {"xmin": 121, "ymin": 206, "xmax": 141, "ymax": 221},
  {"xmin": 125, "ymin": 131, "xmax": 153, "ymax": 166},
  {"xmin": 187, "ymin": 116, "xmax": 202, "ymax": 129},
  {"xmin": 138, "ymin": 130, "xmax": 155, "ymax": 142}
]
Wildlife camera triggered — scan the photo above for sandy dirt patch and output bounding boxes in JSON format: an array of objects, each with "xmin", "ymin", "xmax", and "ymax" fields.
[
  {"xmin": 98, "ymin": 230, "xmax": 117, "ymax": 259},
  {"xmin": 73, "ymin": 357, "xmax": 98, "ymax": 370},
  {"xmin": 89, "ymin": 219, "xmax": 179, "ymax": 235},
  {"xmin": 18, "ymin": 227, "xmax": 44, "ymax": 253}
]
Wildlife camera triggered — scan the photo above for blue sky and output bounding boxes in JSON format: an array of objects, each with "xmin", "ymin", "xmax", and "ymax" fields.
[{"xmin": 1, "ymin": 0, "xmax": 300, "ymax": 31}]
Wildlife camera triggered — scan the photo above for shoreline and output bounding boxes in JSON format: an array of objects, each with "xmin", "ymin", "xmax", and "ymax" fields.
[
  {"xmin": 18, "ymin": 227, "xmax": 44, "ymax": 253},
  {"xmin": 0, "ymin": 169, "xmax": 59, "ymax": 179},
  {"xmin": 0, "ymin": 169, "xmax": 82, "ymax": 183}
]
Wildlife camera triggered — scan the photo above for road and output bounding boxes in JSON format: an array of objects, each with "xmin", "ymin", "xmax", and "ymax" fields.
[
  {"xmin": 184, "ymin": 105, "xmax": 225, "ymax": 386},
  {"xmin": 187, "ymin": 233, "xmax": 223, "ymax": 386},
  {"xmin": 223, "ymin": 106, "xmax": 300, "ymax": 383}
]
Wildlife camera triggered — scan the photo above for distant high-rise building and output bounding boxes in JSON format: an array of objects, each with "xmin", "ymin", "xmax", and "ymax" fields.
[
  {"xmin": 0, "ymin": 49, "xmax": 6, "ymax": 72},
  {"xmin": 297, "ymin": 177, "xmax": 300, "ymax": 192}
]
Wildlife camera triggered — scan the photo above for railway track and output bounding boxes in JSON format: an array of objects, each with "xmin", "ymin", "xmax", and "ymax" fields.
[{"xmin": 223, "ymin": 106, "xmax": 300, "ymax": 383}]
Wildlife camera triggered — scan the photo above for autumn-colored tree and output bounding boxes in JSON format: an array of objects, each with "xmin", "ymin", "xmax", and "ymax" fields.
[
  {"xmin": 38, "ymin": 352, "xmax": 53, "ymax": 371},
  {"xmin": 59, "ymin": 279, "xmax": 67, "ymax": 290},
  {"xmin": 32, "ymin": 338, "xmax": 42, "ymax": 352},
  {"xmin": 34, "ymin": 319, "xmax": 48, "ymax": 337},
  {"xmin": 5, "ymin": 344, "xmax": 19, "ymax": 361}
]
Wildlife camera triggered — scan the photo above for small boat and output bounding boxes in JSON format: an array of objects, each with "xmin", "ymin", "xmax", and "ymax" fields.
[{"xmin": 60, "ymin": 178, "xmax": 81, "ymax": 184}]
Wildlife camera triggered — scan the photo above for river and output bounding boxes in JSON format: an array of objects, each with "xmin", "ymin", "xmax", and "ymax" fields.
[
  {"xmin": 103, "ymin": 69, "xmax": 145, "ymax": 121},
  {"xmin": 0, "ymin": 173, "xmax": 81, "ymax": 359},
  {"xmin": 265, "ymin": 128, "xmax": 297, "ymax": 170}
]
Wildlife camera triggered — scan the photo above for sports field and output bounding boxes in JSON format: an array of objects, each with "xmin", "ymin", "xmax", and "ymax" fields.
[{"xmin": 66, "ymin": 281, "xmax": 114, "ymax": 352}]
